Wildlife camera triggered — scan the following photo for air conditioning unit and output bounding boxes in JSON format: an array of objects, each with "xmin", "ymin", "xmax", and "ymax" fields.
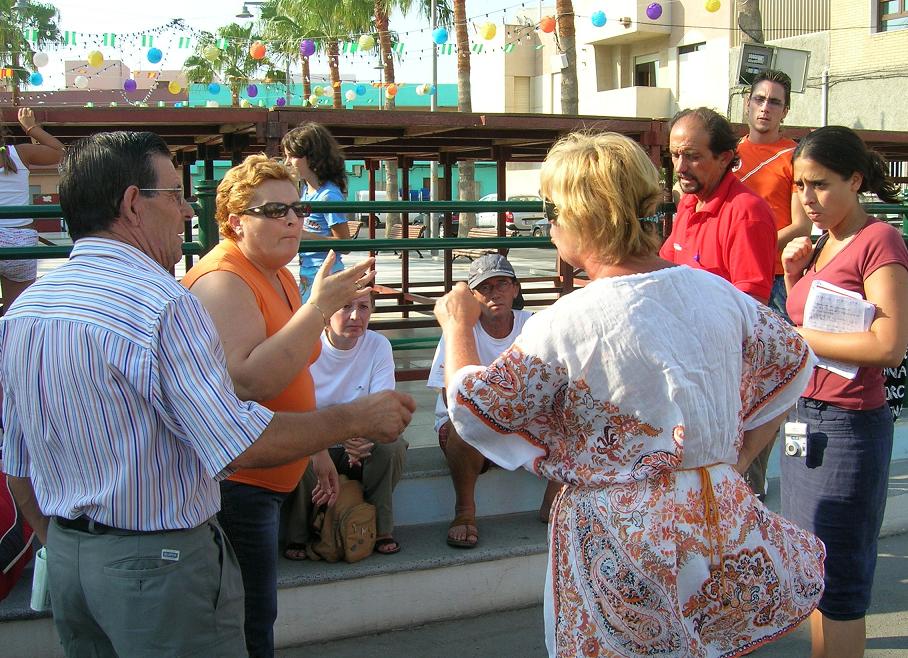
[
  {"xmin": 551, "ymin": 53, "xmax": 569, "ymax": 71},
  {"xmin": 738, "ymin": 44, "xmax": 810, "ymax": 93}
]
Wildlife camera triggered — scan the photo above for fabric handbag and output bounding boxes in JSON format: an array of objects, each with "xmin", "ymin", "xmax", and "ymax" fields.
[{"xmin": 307, "ymin": 475, "xmax": 376, "ymax": 563}]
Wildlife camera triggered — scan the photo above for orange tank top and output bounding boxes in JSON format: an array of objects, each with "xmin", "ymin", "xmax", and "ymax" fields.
[{"xmin": 182, "ymin": 239, "xmax": 318, "ymax": 492}]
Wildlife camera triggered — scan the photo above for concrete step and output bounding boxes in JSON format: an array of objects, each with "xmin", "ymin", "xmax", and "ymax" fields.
[
  {"xmin": 394, "ymin": 445, "xmax": 549, "ymax": 526},
  {"xmin": 1, "ymin": 512, "xmax": 549, "ymax": 657}
]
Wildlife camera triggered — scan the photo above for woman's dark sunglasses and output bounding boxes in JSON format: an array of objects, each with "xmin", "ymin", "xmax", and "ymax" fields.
[
  {"xmin": 543, "ymin": 199, "xmax": 559, "ymax": 224},
  {"xmin": 244, "ymin": 201, "xmax": 310, "ymax": 219}
]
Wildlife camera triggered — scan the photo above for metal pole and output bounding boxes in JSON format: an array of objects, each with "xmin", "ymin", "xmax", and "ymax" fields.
[
  {"xmin": 429, "ymin": 0, "xmax": 440, "ymax": 249},
  {"xmin": 821, "ymin": 68, "xmax": 829, "ymax": 127}
]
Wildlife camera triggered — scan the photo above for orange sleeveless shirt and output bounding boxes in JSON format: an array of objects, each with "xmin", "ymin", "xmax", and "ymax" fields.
[{"xmin": 182, "ymin": 239, "xmax": 318, "ymax": 492}]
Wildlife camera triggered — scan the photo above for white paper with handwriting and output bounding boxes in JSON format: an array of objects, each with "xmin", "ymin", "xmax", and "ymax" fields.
[{"xmin": 802, "ymin": 279, "xmax": 876, "ymax": 380}]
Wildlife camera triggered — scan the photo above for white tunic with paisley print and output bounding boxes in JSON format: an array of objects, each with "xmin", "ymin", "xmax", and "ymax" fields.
[{"xmin": 446, "ymin": 266, "xmax": 825, "ymax": 658}]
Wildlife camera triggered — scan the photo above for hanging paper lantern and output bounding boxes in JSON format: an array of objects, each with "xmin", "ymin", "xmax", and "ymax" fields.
[
  {"xmin": 646, "ymin": 3, "xmax": 663, "ymax": 19},
  {"xmin": 322, "ymin": 85, "xmax": 333, "ymax": 97},
  {"xmin": 32, "ymin": 52, "xmax": 49, "ymax": 68},
  {"xmin": 540, "ymin": 16, "xmax": 556, "ymax": 33},
  {"xmin": 308, "ymin": 94, "xmax": 319, "ymax": 106},
  {"xmin": 29, "ymin": 72, "xmax": 43, "ymax": 86},
  {"xmin": 479, "ymin": 22, "xmax": 497, "ymax": 40},
  {"xmin": 591, "ymin": 11, "xmax": 607, "ymax": 27},
  {"xmin": 705, "ymin": 0, "xmax": 721, "ymax": 12},
  {"xmin": 344, "ymin": 89, "xmax": 357, "ymax": 102},
  {"xmin": 87, "ymin": 50, "xmax": 104, "ymax": 68},
  {"xmin": 203, "ymin": 45, "xmax": 220, "ymax": 62},
  {"xmin": 123, "ymin": 78, "xmax": 137, "ymax": 92},
  {"xmin": 432, "ymin": 27, "xmax": 448, "ymax": 45},
  {"xmin": 386, "ymin": 83, "xmax": 398, "ymax": 98},
  {"xmin": 415, "ymin": 84, "xmax": 425, "ymax": 96},
  {"xmin": 206, "ymin": 100, "xmax": 220, "ymax": 108},
  {"xmin": 207, "ymin": 82, "xmax": 221, "ymax": 94},
  {"xmin": 275, "ymin": 97, "xmax": 286, "ymax": 107},
  {"xmin": 250, "ymin": 41, "xmax": 266, "ymax": 60},
  {"xmin": 74, "ymin": 75, "xmax": 88, "ymax": 89},
  {"xmin": 174, "ymin": 102, "xmax": 184, "ymax": 108},
  {"xmin": 300, "ymin": 39, "xmax": 316, "ymax": 57},
  {"xmin": 147, "ymin": 47, "xmax": 163, "ymax": 64},
  {"xmin": 168, "ymin": 80, "xmax": 182, "ymax": 94},
  {"xmin": 427, "ymin": 84, "xmax": 435, "ymax": 95},
  {"xmin": 355, "ymin": 83, "xmax": 367, "ymax": 96},
  {"xmin": 240, "ymin": 98, "xmax": 252, "ymax": 108},
  {"xmin": 358, "ymin": 34, "xmax": 375, "ymax": 51},
  {"xmin": 313, "ymin": 85, "xmax": 324, "ymax": 97},
  {"xmin": 246, "ymin": 84, "xmax": 258, "ymax": 98}
]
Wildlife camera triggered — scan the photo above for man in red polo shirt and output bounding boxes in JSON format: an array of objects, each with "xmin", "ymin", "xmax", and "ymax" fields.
[{"xmin": 660, "ymin": 107, "xmax": 777, "ymax": 304}]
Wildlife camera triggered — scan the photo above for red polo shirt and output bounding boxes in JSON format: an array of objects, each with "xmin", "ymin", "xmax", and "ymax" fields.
[{"xmin": 659, "ymin": 171, "xmax": 777, "ymax": 301}]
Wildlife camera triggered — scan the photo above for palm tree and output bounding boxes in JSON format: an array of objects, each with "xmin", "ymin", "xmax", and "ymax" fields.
[
  {"xmin": 184, "ymin": 23, "xmax": 282, "ymax": 106},
  {"xmin": 259, "ymin": 0, "xmax": 322, "ymax": 103},
  {"xmin": 453, "ymin": 0, "xmax": 476, "ymax": 235},
  {"xmin": 556, "ymin": 0, "xmax": 578, "ymax": 114},
  {"xmin": 0, "ymin": 0, "xmax": 61, "ymax": 106}
]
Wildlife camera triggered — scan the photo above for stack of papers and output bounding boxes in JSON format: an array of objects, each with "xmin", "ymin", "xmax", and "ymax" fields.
[{"xmin": 803, "ymin": 279, "xmax": 876, "ymax": 380}]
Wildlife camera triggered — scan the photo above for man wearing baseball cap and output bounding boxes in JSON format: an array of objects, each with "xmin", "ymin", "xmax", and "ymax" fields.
[{"xmin": 428, "ymin": 255, "xmax": 556, "ymax": 547}]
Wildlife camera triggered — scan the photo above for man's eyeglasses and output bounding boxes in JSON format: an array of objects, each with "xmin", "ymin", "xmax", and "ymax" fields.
[
  {"xmin": 543, "ymin": 199, "xmax": 559, "ymax": 224},
  {"xmin": 138, "ymin": 187, "xmax": 196, "ymax": 204},
  {"xmin": 243, "ymin": 201, "xmax": 310, "ymax": 219},
  {"xmin": 750, "ymin": 94, "xmax": 785, "ymax": 109},
  {"xmin": 474, "ymin": 278, "xmax": 514, "ymax": 296}
]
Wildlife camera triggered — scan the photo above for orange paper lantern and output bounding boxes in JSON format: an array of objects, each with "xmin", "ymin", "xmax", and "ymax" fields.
[
  {"xmin": 249, "ymin": 41, "xmax": 266, "ymax": 60},
  {"xmin": 540, "ymin": 16, "xmax": 556, "ymax": 33}
]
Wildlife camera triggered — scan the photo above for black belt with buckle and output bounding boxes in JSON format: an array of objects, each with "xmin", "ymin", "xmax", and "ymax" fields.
[{"xmin": 54, "ymin": 516, "xmax": 144, "ymax": 536}]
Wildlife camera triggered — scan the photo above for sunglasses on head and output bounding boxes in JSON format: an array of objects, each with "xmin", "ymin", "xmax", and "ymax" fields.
[{"xmin": 243, "ymin": 201, "xmax": 310, "ymax": 219}]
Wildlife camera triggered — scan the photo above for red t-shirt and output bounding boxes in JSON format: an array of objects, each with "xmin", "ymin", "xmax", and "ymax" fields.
[
  {"xmin": 659, "ymin": 172, "xmax": 777, "ymax": 301},
  {"xmin": 787, "ymin": 218, "xmax": 908, "ymax": 410},
  {"xmin": 734, "ymin": 136, "xmax": 797, "ymax": 276}
]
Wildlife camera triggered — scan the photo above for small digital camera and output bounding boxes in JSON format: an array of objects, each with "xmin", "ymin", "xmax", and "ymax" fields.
[{"xmin": 783, "ymin": 422, "xmax": 807, "ymax": 457}]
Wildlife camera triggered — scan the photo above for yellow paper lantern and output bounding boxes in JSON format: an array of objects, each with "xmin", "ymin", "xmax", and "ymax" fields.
[
  {"xmin": 313, "ymin": 85, "xmax": 324, "ymax": 97},
  {"xmin": 203, "ymin": 45, "xmax": 220, "ymax": 62},
  {"xmin": 87, "ymin": 50, "xmax": 104, "ymax": 68},
  {"xmin": 308, "ymin": 94, "xmax": 319, "ymax": 106},
  {"xmin": 479, "ymin": 22, "xmax": 497, "ymax": 40},
  {"xmin": 167, "ymin": 80, "xmax": 182, "ymax": 94},
  {"xmin": 705, "ymin": 0, "xmax": 721, "ymax": 12},
  {"xmin": 358, "ymin": 34, "xmax": 375, "ymax": 51}
]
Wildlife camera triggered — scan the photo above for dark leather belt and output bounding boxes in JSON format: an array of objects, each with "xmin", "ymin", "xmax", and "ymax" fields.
[{"xmin": 54, "ymin": 516, "xmax": 147, "ymax": 536}]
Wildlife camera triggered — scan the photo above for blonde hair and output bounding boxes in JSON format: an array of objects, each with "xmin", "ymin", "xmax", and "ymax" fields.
[
  {"xmin": 540, "ymin": 132, "xmax": 662, "ymax": 264},
  {"xmin": 215, "ymin": 154, "xmax": 298, "ymax": 239}
]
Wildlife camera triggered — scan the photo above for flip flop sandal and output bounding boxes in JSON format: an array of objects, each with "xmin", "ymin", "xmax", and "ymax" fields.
[
  {"xmin": 447, "ymin": 514, "xmax": 479, "ymax": 548},
  {"xmin": 283, "ymin": 543, "xmax": 309, "ymax": 561},
  {"xmin": 373, "ymin": 537, "xmax": 401, "ymax": 555}
]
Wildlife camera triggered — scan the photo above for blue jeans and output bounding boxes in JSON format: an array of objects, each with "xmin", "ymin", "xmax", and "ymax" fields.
[
  {"xmin": 768, "ymin": 275, "xmax": 792, "ymax": 323},
  {"xmin": 218, "ymin": 481, "xmax": 289, "ymax": 658}
]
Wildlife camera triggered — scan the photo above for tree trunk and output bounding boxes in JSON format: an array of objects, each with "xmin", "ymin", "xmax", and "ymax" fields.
[
  {"xmin": 454, "ymin": 0, "xmax": 475, "ymax": 235},
  {"xmin": 231, "ymin": 83, "xmax": 240, "ymax": 107},
  {"xmin": 11, "ymin": 49, "xmax": 20, "ymax": 107},
  {"xmin": 302, "ymin": 55, "xmax": 311, "ymax": 100},
  {"xmin": 556, "ymin": 0, "xmax": 578, "ymax": 114},
  {"xmin": 375, "ymin": 2, "xmax": 400, "ymax": 235},
  {"xmin": 738, "ymin": 0, "xmax": 765, "ymax": 44},
  {"xmin": 327, "ymin": 39, "xmax": 342, "ymax": 108}
]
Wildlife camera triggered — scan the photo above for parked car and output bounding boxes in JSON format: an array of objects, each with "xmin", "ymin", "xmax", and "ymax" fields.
[
  {"xmin": 475, "ymin": 193, "xmax": 545, "ymax": 233},
  {"xmin": 532, "ymin": 218, "xmax": 551, "ymax": 238}
]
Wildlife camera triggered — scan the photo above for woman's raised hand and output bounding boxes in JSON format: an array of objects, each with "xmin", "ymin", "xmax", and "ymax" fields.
[
  {"xmin": 434, "ymin": 282, "xmax": 483, "ymax": 332},
  {"xmin": 309, "ymin": 251, "xmax": 375, "ymax": 314},
  {"xmin": 782, "ymin": 236, "xmax": 814, "ymax": 277}
]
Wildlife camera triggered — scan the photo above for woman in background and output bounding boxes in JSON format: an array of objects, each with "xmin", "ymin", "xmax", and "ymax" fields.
[
  {"xmin": 282, "ymin": 123, "xmax": 350, "ymax": 302},
  {"xmin": 0, "ymin": 108, "xmax": 64, "ymax": 310},
  {"xmin": 782, "ymin": 126, "xmax": 908, "ymax": 658}
]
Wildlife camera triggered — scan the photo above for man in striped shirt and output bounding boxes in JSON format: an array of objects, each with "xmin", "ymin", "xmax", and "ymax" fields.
[{"xmin": 0, "ymin": 131, "xmax": 415, "ymax": 656}]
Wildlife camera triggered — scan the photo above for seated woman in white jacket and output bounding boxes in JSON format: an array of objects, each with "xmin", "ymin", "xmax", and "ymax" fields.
[{"xmin": 284, "ymin": 291, "xmax": 407, "ymax": 557}]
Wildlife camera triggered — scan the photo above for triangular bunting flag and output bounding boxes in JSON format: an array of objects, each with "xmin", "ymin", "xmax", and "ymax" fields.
[
  {"xmin": 0, "ymin": 68, "xmax": 13, "ymax": 79},
  {"xmin": 63, "ymin": 31, "xmax": 77, "ymax": 46},
  {"xmin": 178, "ymin": 37, "xmax": 192, "ymax": 49},
  {"xmin": 471, "ymin": 43, "xmax": 483, "ymax": 53},
  {"xmin": 22, "ymin": 29, "xmax": 39, "ymax": 43},
  {"xmin": 215, "ymin": 38, "xmax": 228, "ymax": 48},
  {"xmin": 102, "ymin": 33, "xmax": 116, "ymax": 47},
  {"xmin": 535, "ymin": 44, "xmax": 544, "ymax": 50},
  {"xmin": 141, "ymin": 35, "xmax": 154, "ymax": 47},
  {"xmin": 503, "ymin": 43, "xmax": 515, "ymax": 53},
  {"xmin": 392, "ymin": 42, "xmax": 405, "ymax": 55},
  {"xmin": 342, "ymin": 42, "xmax": 358, "ymax": 54},
  {"xmin": 437, "ymin": 44, "xmax": 453, "ymax": 55}
]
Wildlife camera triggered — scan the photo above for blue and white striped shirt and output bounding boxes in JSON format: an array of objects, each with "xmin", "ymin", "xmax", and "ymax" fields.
[{"xmin": 0, "ymin": 238, "xmax": 274, "ymax": 530}]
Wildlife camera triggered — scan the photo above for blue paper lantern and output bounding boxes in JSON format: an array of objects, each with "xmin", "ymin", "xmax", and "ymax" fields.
[
  {"xmin": 207, "ymin": 82, "xmax": 221, "ymax": 95},
  {"xmin": 432, "ymin": 28, "xmax": 448, "ymax": 45},
  {"xmin": 29, "ymin": 71, "xmax": 43, "ymax": 86},
  {"xmin": 147, "ymin": 47, "xmax": 163, "ymax": 64},
  {"xmin": 591, "ymin": 11, "xmax": 607, "ymax": 27},
  {"xmin": 355, "ymin": 83, "xmax": 367, "ymax": 96},
  {"xmin": 247, "ymin": 84, "xmax": 258, "ymax": 98}
]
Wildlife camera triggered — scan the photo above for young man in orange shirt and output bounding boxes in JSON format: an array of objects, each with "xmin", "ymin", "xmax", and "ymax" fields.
[{"xmin": 733, "ymin": 70, "xmax": 811, "ymax": 500}]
